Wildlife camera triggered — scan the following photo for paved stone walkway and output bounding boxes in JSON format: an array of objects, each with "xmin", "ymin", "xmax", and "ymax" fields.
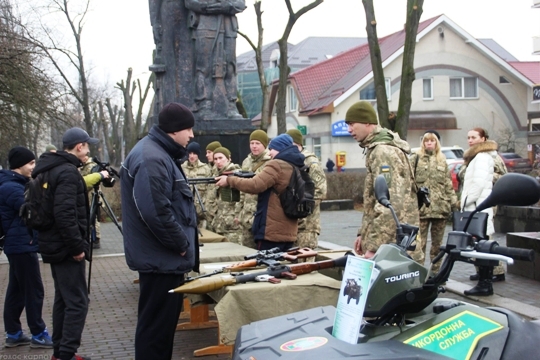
[{"xmin": 0, "ymin": 209, "xmax": 538, "ymax": 359}]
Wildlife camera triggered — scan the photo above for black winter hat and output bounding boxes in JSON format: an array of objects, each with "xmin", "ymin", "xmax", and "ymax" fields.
[
  {"xmin": 187, "ymin": 141, "xmax": 201, "ymax": 156},
  {"xmin": 8, "ymin": 146, "xmax": 35, "ymax": 169},
  {"xmin": 158, "ymin": 102, "xmax": 195, "ymax": 133},
  {"xmin": 424, "ymin": 129, "xmax": 441, "ymax": 141}
]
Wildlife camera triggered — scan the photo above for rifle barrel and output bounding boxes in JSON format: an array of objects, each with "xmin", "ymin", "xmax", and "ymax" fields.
[{"xmin": 169, "ymin": 255, "xmax": 350, "ymax": 294}]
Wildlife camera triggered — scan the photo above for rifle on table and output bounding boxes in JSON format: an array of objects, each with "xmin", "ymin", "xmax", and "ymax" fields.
[
  {"xmin": 223, "ymin": 247, "xmax": 318, "ymax": 271},
  {"xmin": 168, "ymin": 253, "xmax": 351, "ymax": 294},
  {"xmin": 187, "ymin": 170, "xmax": 255, "ymax": 202}
]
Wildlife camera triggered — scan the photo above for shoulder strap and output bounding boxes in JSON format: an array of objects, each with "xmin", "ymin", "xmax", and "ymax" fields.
[{"xmin": 414, "ymin": 153, "xmax": 419, "ymax": 175}]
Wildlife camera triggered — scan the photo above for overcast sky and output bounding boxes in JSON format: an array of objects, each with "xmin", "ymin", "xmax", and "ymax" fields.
[{"xmin": 43, "ymin": 0, "xmax": 540, "ymax": 89}]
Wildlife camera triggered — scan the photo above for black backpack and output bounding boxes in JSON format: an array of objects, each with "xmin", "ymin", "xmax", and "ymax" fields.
[
  {"xmin": 277, "ymin": 165, "xmax": 315, "ymax": 219},
  {"xmin": 19, "ymin": 172, "xmax": 54, "ymax": 231}
]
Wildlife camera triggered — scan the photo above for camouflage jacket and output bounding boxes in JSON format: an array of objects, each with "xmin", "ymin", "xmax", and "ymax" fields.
[
  {"xmin": 208, "ymin": 162, "xmax": 242, "ymax": 234},
  {"xmin": 410, "ymin": 151, "xmax": 457, "ymax": 219},
  {"xmin": 182, "ymin": 159, "xmax": 212, "ymax": 217},
  {"xmin": 236, "ymin": 150, "xmax": 272, "ymax": 228},
  {"xmin": 358, "ymin": 126, "xmax": 419, "ymax": 253},
  {"xmin": 298, "ymin": 149, "xmax": 327, "ymax": 233}
]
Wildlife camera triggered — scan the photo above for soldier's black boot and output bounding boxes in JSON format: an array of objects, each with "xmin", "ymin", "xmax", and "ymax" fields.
[{"xmin": 464, "ymin": 266, "xmax": 493, "ymax": 296}]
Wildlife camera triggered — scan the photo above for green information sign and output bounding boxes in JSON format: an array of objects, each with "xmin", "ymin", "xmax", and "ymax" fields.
[
  {"xmin": 297, "ymin": 125, "xmax": 307, "ymax": 135},
  {"xmin": 403, "ymin": 311, "xmax": 503, "ymax": 360}
]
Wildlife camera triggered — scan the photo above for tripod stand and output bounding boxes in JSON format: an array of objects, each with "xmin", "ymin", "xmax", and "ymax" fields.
[{"xmin": 87, "ymin": 184, "xmax": 123, "ymax": 293}]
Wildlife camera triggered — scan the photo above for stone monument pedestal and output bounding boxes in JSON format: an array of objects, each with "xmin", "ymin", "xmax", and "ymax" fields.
[{"xmin": 506, "ymin": 232, "xmax": 540, "ymax": 281}]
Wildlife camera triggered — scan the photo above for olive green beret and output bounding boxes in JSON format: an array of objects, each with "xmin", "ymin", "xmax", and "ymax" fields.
[
  {"xmin": 249, "ymin": 130, "xmax": 269, "ymax": 148},
  {"xmin": 213, "ymin": 146, "xmax": 231, "ymax": 159},
  {"xmin": 345, "ymin": 101, "xmax": 378, "ymax": 124},
  {"xmin": 206, "ymin": 141, "xmax": 222, "ymax": 152},
  {"xmin": 286, "ymin": 129, "xmax": 303, "ymax": 145}
]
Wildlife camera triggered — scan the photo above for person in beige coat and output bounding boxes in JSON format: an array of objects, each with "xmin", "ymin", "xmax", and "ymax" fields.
[{"xmin": 215, "ymin": 134, "xmax": 305, "ymax": 251}]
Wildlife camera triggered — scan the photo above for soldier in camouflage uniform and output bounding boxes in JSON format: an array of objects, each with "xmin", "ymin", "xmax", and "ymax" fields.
[
  {"xmin": 286, "ymin": 129, "xmax": 327, "ymax": 257},
  {"xmin": 205, "ymin": 141, "xmax": 221, "ymax": 168},
  {"xmin": 346, "ymin": 101, "xmax": 422, "ymax": 262},
  {"xmin": 410, "ymin": 130, "xmax": 458, "ymax": 273},
  {"xmin": 236, "ymin": 130, "xmax": 272, "ymax": 249},
  {"xmin": 80, "ymin": 156, "xmax": 110, "ymax": 249},
  {"xmin": 206, "ymin": 147, "xmax": 242, "ymax": 244},
  {"xmin": 182, "ymin": 142, "xmax": 212, "ymax": 228}
]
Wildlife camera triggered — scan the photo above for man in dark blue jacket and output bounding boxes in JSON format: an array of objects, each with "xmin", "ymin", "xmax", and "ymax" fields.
[
  {"xmin": 0, "ymin": 146, "xmax": 52, "ymax": 349},
  {"xmin": 121, "ymin": 102, "xmax": 199, "ymax": 359},
  {"xmin": 33, "ymin": 127, "xmax": 98, "ymax": 360}
]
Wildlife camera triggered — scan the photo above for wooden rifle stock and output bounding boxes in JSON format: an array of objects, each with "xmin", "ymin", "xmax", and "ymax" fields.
[{"xmin": 169, "ymin": 254, "xmax": 349, "ymax": 294}]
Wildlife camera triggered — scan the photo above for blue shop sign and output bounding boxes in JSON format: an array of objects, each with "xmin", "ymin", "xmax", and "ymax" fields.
[{"xmin": 332, "ymin": 120, "xmax": 351, "ymax": 137}]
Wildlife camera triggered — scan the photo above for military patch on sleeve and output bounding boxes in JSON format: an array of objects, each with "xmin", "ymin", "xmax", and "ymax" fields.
[{"xmin": 380, "ymin": 164, "xmax": 392, "ymax": 187}]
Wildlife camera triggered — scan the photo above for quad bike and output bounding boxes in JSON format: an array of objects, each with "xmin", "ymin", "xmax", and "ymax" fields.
[{"xmin": 232, "ymin": 173, "xmax": 540, "ymax": 360}]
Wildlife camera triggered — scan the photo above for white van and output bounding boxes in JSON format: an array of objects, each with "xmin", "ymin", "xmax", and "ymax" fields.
[{"xmin": 410, "ymin": 146, "xmax": 464, "ymax": 165}]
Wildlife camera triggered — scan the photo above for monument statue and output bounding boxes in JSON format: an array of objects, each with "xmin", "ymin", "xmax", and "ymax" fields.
[
  {"xmin": 148, "ymin": 0, "xmax": 247, "ymax": 123},
  {"xmin": 185, "ymin": 0, "xmax": 246, "ymax": 120}
]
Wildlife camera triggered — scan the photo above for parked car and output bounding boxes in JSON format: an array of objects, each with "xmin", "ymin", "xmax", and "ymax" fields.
[
  {"xmin": 410, "ymin": 146, "xmax": 464, "ymax": 165},
  {"xmin": 447, "ymin": 160, "xmax": 464, "ymax": 192},
  {"xmin": 498, "ymin": 152, "xmax": 532, "ymax": 173}
]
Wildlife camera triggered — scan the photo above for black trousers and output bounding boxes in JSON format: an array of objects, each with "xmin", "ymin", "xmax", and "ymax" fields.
[
  {"xmin": 50, "ymin": 259, "xmax": 88, "ymax": 359},
  {"xmin": 4, "ymin": 252, "xmax": 46, "ymax": 335},
  {"xmin": 136, "ymin": 272, "xmax": 184, "ymax": 360}
]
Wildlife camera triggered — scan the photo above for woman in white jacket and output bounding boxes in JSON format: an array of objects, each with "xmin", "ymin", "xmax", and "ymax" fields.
[{"xmin": 459, "ymin": 127, "xmax": 502, "ymax": 296}]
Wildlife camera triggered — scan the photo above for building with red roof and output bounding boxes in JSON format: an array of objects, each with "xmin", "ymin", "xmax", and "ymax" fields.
[{"xmin": 261, "ymin": 15, "xmax": 540, "ymax": 169}]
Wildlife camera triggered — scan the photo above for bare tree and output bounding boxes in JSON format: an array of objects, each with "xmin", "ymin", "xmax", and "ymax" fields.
[
  {"xmin": 0, "ymin": 0, "xmax": 63, "ymax": 159},
  {"xmin": 116, "ymin": 68, "xmax": 153, "ymax": 156},
  {"xmin": 29, "ymin": 0, "xmax": 96, "ymax": 137},
  {"xmin": 362, "ymin": 0, "xmax": 424, "ymax": 140},
  {"xmin": 275, "ymin": 0, "xmax": 323, "ymax": 134},
  {"xmin": 238, "ymin": 0, "xmax": 270, "ymax": 130}
]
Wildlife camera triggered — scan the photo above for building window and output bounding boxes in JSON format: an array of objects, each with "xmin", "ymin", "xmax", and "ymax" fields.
[
  {"xmin": 499, "ymin": 76, "xmax": 511, "ymax": 84},
  {"xmin": 360, "ymin": 78, "xmax": 391, "ymax": 101},
  {"xmin": 288, "ymin": 86, "xmax": 297, "ymax": 112},
  {"xmin": 313, "ymin": 137, "xmax": 321, "ymax": 159},
  {"xmin": 450, "ymin": 77, "xmax": 478, "ymax": 99},
  {"xmin": 423, "ymin": 78, "xmax": 433, "ymax": 100}
]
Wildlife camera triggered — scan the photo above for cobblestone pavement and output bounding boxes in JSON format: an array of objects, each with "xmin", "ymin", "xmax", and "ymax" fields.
[{"xmin": 0, "ymin": 209, "xmax": 538, "ymax": 359}]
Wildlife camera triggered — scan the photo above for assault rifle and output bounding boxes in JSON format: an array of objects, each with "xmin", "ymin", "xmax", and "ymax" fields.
[
  {"xmin": 223, "ymin": 247, "xmax": 318, "ymax": 271},
  {"xmin": 168, "ymin": 254, "xmax": 351, "ymax": 294},
  {"xmin": 187, "ymin": 170, "xmax": 255, "ymax": 185},
  {"xmin": 188, "ymin": 170, "xmax": 255, "ymax": 202}
]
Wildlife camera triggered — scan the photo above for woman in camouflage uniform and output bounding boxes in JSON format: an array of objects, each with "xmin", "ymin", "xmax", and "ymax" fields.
[
  {"xmin": 410, "ymin": 130, "xmax": 457, "ymax": 274},
  {"xmin": 206, "ymin": 147, "xmax": 242, "ymax": 244}
]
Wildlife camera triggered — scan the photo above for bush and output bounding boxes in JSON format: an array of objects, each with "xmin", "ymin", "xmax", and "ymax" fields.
[{"xmin": 325, "ymin": 172, "xmax": 366, "ymax": 204}]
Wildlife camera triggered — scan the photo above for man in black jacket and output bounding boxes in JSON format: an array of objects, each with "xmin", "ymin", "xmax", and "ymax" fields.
[
  {"xmin": 121, "ymin": 102, "xmax": 199, "ymax": 359},
  {"xmin": 33, "ymin": 127, "xmax": 98, "ymax": 360}
]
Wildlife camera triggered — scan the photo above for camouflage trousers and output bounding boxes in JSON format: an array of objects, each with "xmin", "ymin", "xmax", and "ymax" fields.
[
  {"xmin": 223, "ymin": 231, "xmax": 243, "ymax": 246},
  {"xmin": 240, "ymin": 230, "xmax": 257, "ymax": 250},
  {"xmin": 294, "ymin": 232, "xmax": 318, "ymax": 262},
  {"xmin": 419, "ymin": 218, "xmax": 447, "ymax": 272}
]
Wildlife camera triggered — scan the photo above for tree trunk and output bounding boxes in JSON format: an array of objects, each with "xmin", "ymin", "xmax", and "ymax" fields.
[
  {"xmin": 117, "ymin": 68, "xmax": 136, "ymax": 155},
  {"xmin": 362, "ymin": 0, "xmax": 390, "ymax": 129},
  {"xmin": 395, "ymin": 0, "xmax": 424, "ymax": 140},
  {"xmin": 275, "ymin": 0, "xmax": 323, "ymax": 134}
]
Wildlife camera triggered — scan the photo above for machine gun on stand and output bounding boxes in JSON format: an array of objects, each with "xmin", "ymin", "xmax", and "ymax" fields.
[
  {"xmin": 223, "ymin": 247, "xmax": 318, "ymax": 271},
  {"xmin": 169, "ymin": 254, "xmax": 351, "ymax": 294}
]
